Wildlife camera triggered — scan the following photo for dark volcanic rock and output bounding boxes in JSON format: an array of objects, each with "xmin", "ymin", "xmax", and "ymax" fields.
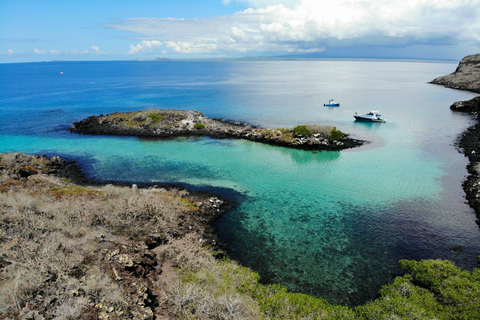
[
  {"xmin": 438, "ymin": 63, "xmax": 480, "ymax": 224},
  {"xmin": 457, "ymin": 118, "xmax": 480, "ymax": 220},
  {"xmin": 450, "ymin": 96, "xmax": 480, "ymax": 113}
]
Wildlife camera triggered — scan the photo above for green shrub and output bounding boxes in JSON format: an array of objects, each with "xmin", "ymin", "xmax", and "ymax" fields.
[
  {"xmin": 148, "ymin": 113, "xmax": 163, "ymax": 123},
  {"xmin": 194, "ymin": 123, "xmax": 205, "ymax": 130},
  {"xmin": 292, "ymin": 125, "xmax": 312, "ymax": 137},
  {"xmin": 399, "ymin": 259, "xmax": 480, "ymax": 319},
  {"xmin": 328, "ymin": 127, "xmax": 344, "ymax": 141}
]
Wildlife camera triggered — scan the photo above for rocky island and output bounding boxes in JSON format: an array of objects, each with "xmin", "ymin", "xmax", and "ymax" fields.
[
  {"xmin": 71, "ymin": 109, "xmax": 363, "ymax": 151},
  {"xmin": 434, "ymin": 53, "xmax": 480, "ymax": 221}
]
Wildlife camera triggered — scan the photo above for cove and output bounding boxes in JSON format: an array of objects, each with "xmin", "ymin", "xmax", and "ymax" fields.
[{"xmin": 1, "ymin": 60, "xmax": 480, "ymax": 305}]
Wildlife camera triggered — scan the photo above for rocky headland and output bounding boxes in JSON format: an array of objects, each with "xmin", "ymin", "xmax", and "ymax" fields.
[
  {"xmin": 71, "ymin": 109, "xmax": 363, "ymax": 151},
  {"xmin": 430, "ymin": 53, "xmax": 480, "ymax": 93},
  {"xmin": 435, "ymin": 53, "xmax": 480, "ymax": 222}
]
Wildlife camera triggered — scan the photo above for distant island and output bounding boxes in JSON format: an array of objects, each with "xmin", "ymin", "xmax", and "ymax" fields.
[
  {"xmin": 433, "ymin": 53, "xmax": 480, "ymax": 221},
  {"xmin": 72, "ymin": 109, "xmax": 363, "ymax": 151}
]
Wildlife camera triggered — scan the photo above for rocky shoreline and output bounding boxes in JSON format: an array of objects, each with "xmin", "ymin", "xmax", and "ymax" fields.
[
  {"xmin": 71, "ymin": 109, "xmax": 363, "ymax": 151},
  {"xmin": 450, "ymin": 97, "xmax": 480, "ymax": 222},
  {"xmin": 434, "ymin": 53, "xmax": 480, "ymax": 224},
  {"xmin": 4, "ymin": 152, "xmax": 231, "ymax": 247}
]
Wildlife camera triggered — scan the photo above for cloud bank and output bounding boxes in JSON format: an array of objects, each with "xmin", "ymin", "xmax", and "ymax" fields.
[
  {"xmin": 33, "ymin": 45, "xmax": 106, "ymax": 56},
  {"xmin": 112, "ymin": 0, "xmax": 480, "ymax": 56}
]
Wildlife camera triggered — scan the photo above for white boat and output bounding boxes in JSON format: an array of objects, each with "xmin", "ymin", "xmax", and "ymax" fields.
[
  {"xmin": 324, "ymin": 99, "xmax": 340, "ymax": 107},
  {"xmin": 354, "ymin": 110, "xmax": 386, "ymax": 123}
]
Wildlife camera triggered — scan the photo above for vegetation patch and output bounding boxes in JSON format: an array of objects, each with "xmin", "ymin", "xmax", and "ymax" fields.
[
  {"xmin": 194, "ymin": 122, "xmax": 206, "ymax": 129},
  {"xmin": 180, "ymin": 197, "xmax": 199, "ymax": 211},
  {"xmin": 293, "ymin": 125, "xmax": 313, "ymax": 137},
  {"xmin": 48, "ymin": 184, "xmax": 102, "ymax": 199},
  {"xmin": 148, "ymin": 112, "xmax": 163, "ymax": 123},
  {"xmin": 328, "ymin": 127, "xmax": 344, "ymax": 141}
]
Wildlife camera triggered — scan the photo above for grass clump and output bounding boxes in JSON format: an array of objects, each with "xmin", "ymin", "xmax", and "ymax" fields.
[
  {"xmin": 148, "ymin": 112, "xmax": 163, "ymax": 123},
  {"xmin": 148, "ymin": 113, "xmax": 163, "ymax": 123},
  {"xmin": 194, "ymin": 122, "xmax": 206, "ymax": 129},
  {"xmin": 293, "ymin": 125, "xmax": 313, "ymax": 137}
]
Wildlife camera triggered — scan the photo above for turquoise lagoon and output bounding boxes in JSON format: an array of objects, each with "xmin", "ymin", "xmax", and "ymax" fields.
[{"xmin": 1, "ymin": 60, "xmax": 479, "ymax": 305}]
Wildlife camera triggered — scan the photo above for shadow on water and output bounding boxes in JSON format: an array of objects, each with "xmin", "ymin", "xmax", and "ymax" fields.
[{"xmin": 278, "ymin": 147, "xmax": 340, "ymax": 165}]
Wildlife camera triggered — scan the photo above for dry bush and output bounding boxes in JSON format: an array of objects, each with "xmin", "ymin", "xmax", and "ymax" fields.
[
  {"xmin": 162, "ymin": 281, "xmax": 258, "ymax": 320},
  {"xmin": 155, "ymin": 233, "xmax": 216, "ymax": 271},
  {"xmin": 306, "ymin": 124, "xmax": 333, "ymax": 134},
  {"xmin": 0, "ymin": 154, "xmax": 196, "ymax": 316},
  {"xmin": 157, "ymin": 240, "xmax": 260, "ymax": 319},
  {"xmin": 52, "ymin": 297, "xmax": 89, "ymax": 320}
]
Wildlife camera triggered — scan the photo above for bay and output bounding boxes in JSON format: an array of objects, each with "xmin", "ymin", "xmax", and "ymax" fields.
[{"xmin": 1, "ymin": 60, "xmax": 479, "ymax": 305}]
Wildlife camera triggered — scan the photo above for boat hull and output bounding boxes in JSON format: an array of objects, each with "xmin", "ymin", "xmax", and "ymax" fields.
[
  {"xmin": 324, "ymin": 103, "xmax": 340, "ymax": 107},
  {"xmin": 354, "ymin": 116, "xmax": 385, "ymax": 123}
]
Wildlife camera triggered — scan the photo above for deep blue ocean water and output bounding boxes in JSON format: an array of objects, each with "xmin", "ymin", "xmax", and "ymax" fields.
[{"xmin": 1, "ymin": 60, "xmax": 479, "ymax": 305}]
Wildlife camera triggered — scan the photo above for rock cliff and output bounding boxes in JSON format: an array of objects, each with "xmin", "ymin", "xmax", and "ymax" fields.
[{"xmin": 430, "ymin": 53, "xmax": 480, "ymax": 93}]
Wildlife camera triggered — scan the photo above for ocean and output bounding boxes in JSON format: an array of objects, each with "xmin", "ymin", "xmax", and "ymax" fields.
[{"xmin": 1, "ymin": 60, "xmax": 479, "ymax": 305}]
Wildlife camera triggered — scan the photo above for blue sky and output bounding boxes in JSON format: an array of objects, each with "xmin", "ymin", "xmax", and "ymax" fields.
[{"xmin": 1, "ymin": 0, "xmax": 479, "ymax": 62}]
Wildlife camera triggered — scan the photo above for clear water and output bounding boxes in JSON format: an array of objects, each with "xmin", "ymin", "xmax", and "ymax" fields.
[{"xmin": 1, "ymin": 60, "xmax": 479, "ymax": 305}]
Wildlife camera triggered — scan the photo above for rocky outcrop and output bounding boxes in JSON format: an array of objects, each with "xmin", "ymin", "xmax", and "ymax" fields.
[
  {"xmin": 72, "ymin": 109, "xmax": 363, "ymax": 151},
  {"xmin": 450, "ymin": 96, "xmax": 480, "ymax": 113},
  {"xmin": 430, "ymin": 53, "xmax": 480, "ymax": 93}
]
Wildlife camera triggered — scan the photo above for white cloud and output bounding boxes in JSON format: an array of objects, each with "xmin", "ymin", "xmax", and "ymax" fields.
[
  {"xmin": 50, "ymin": 49, "xmax": 61, "ymax": 55},
  {"xmin": 7, "ymin": 49, "xmax": 14, "ymax": 55},
  {"xmin": 34, "ymin": 48, "xmax": 46, "ymax": 54},
  {"xmin": 111, "ymin": 0, "xmax": 480, "ymax": 55},
  {"xmin": 224, "ymin": 0, "xmax": 300, "ymax": 8},
  {"xmin": 127, "ymin": 40, "xmax": 163, "ymax": 54},
  {"xmin": 91, "ymin": 45, "xmax": 103, "ymax": 54},
  {"xmin": 165, "ymin": 41, "xmax": 218, "ymax": 53}
]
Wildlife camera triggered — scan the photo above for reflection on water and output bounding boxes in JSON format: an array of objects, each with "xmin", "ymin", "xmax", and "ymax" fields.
[{"xmin": 279, "ymin": 148, "xmax": 340, "ymax": 165}]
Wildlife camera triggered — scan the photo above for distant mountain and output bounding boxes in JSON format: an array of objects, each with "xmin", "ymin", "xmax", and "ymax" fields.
[{"xmin": 271, "ymin": 50, "xmax": 459, "ymax": 62}]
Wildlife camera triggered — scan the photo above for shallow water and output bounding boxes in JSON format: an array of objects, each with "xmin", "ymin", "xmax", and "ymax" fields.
[{"xmin": 1, "ymin": 60, "xmax": 479, "ymax": 305}]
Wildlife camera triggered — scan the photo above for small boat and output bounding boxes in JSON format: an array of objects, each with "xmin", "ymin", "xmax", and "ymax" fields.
[
  {"xmin": 59, "ymin": 72, "xmax": 65, "ymax": 75},
  {"xmin": 324, "ymin": 99, "xmax": 340, "ymax": 107},
  {"xmin": 354, "ymin": 110, "xmax": 386, "ymax": 123}
]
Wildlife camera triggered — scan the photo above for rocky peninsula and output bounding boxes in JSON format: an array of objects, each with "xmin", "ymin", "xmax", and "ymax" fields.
[
  {"xmin": 434, "ymin": 53, "xmax": 480, "ymax": 222},
  {"xmin": 430, "ymin": 53, "xmax": 480, "ymax": 93},
  {"xmin": 71, "ymin": 109, "xmax": 363, "ymax": 151}
]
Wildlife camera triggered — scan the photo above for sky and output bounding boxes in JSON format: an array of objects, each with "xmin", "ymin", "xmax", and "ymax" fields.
[{"xmin": 1, "ymin": 0, "xmax": 479, "ymax": 63}]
